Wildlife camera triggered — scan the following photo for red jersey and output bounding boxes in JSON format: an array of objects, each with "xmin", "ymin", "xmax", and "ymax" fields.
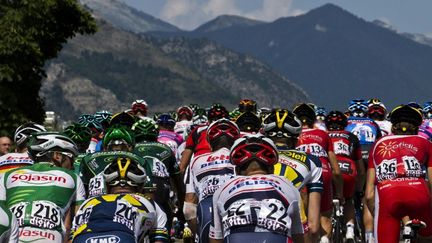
[
  {"xmin": 368, "ymin": 135, "xmax": 432, "ymax": 184},
  {"xmin": 185, "ymin": 125, "xmax": 211, "ymax": 156},
  {"xmin": 328, "ymin": 130, "xmax": 362, "ymax": 162},
  {"xmin": 296, "ymin": 128, "xmax": 333, "ymax": 163}
]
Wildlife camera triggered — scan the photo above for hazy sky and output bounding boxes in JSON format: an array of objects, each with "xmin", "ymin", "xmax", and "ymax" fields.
[{"xmin": 123, "ymin": 0, "xmax": 432, "ymax": 35}]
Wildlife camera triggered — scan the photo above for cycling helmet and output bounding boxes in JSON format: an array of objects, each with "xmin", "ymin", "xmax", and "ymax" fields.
[
  {"xmin": 189, "ymin": 104, "xmax": 200, "ymax": 113},
  {"xmin": 423, "ymin": 102, "xmax": 432, "ymax": 119},
  {"xmin": 258, "ymin": 107, "xmax": 272, "ymax": 119},
  {"xmin": 408, "ymin": 102, "xmax": 423, "ymax": 113},
  {"xmin": 109, "ymin": 112, "xmax": 136, "ymax": 128},
  {"xmin": 207, "ymin": 118, "xmax": 240, "ymax": 148},
  {"xmin": 208, "ymin": 104, "xmax": 229, "ymax": 122},
  {"xmin": 368, "ymin": 104, "xmax": 387, "ymax": 119},
  {"xmin": 157, "ymin": 113, "xmax": 176, "ymax": 128},
  {"xmin": 293, "ymin": 103, "xmax": 316, "ymax": 125},
  {"xmin": 229, "ymin": 108, "xmax": 242, "ymax": 121},
  {"xmin": 14, "ymin": 122, "xmax": 46, "ymax": 147},
  {"xmin": 94, "ymin": 110, "xmax": 112, "ymax": 129},
  {"xmin": 103, "ymin": 156, "xmax": 147, "ymax": 187},
  {"xmin": 27, "ymin": 132, "xmax": 78, "ymax": 161},
  {"xmin": 131, "ymin": 99, "xmax": 148, "ymax": 116},
  {"xmin": 131, "ymin": 119, "xmax": 159, "ymax": 143},
  {"xmin": 177, "ymin": 106, "xmax": 194, "ymax": 121},
  {"xmin": 77, "ymin": 114, "xmax": 93, "ymax": 125},
  {"xmin": 63, "ymin": 123, "xmax": 92, "ymax": 145},
  {"xmin": 192, "ymin": 111, "xmax": 208, "ymax": 127},
  {"xmin": 262, "ymin": 109, "xmax": 302, "ymax": 138},
  {"xmin": 389, "ymin": 105, "xmax": 423, "ymax": 127},
  {"xmin": 78, "ymin": 114, "xmax": 103, "ymax": 133},
  {"xmin": 230, "ymin": 134, "xmax": 278, "ymax": 167},
  {"xmin": 325, "ymin": 111, "xmax": 348, "ymax": 131},
  {"xmin": 238, "ymin": 99, "xmax": 257, "ymax": 113},
  {"xmin": 348, "ymin": 99, "xmax": 368, "ymax": 117},
  {"xmin": 103, "ymin": 126, "xmax": 135, "ymax": 149},
  {"xmin": 235, "ymin": 111, "xmax": 261, "ymax": 133},
  {"xmin": 315, "ymin": 107, "xmax": 327, "ymax": 121}
]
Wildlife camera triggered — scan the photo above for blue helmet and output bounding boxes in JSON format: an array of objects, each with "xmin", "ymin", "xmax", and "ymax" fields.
[
  {"xmin": 348, "ymin": 99, "xmax": 368, "ymax": 117},
  {"xmin": 157, "ymin": 113, "xmax": 176, "ymax": 128},
  {"xmin": 315, "ymin": 107, "xmax": 327, "ymax": 117},
  {"xmin": 423, "ymin": 102, "xmax": 432, "ymax": 118}
]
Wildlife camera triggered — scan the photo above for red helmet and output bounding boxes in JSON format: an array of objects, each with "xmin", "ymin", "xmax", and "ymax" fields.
[
  {"xmin": 208, "ymin": 104, "xmax": 229, "ymax": 122},
  {"xmin": 230, "ymin": 134, "xmax": 278, "ymax": 167},
  {"xmin": 131, "ymin": 99, "xmax": 148, "ymax": 116},
  {"xmin": 207, "ymin": 118, "xmax": 240, "ymax": 146},
  {"xmin": 368, "ymin": 105, "xmax": 386, "ymax": 117},
  {"xmin": 177, "ymin": 106, "xmax": 194, "ymax": 121}
]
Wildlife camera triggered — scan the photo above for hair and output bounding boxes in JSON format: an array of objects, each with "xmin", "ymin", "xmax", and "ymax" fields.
[{"xmin": 391, "ymin": 122, "xmax": 418, "ymax": 135}]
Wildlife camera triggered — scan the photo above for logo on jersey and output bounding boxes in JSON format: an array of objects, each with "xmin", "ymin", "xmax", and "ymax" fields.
[
  {"xmin": 85, "ymin": 235, "xmax": 120, "ymax": 243},
  {"xmin": 201, "ymin": 154, "xmax": 230, "ymax": 168},
  {"xmin": 19, "ymin": 228, "xmax": 57, "ymax": 241},
  {"xmin": 280, "ymin": 151, "xmax": 307, "ymax": 163},
  {"xmin": 377, "ymin": 141, "xmax": 418, "ymax": 157},
  {"xmin": 10, "ymin": 172, "xmax": 67, "ymax": 185}
]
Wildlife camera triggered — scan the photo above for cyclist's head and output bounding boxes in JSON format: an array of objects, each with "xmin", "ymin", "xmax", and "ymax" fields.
[
  {"xmin": 367, "ymin": 98, "xmax": 387, "ymax": 121},
  {"xmin": 27, "ymin": 132, "xmax": 78, "ymax": 167},
  {"xmin": 229, "ymin": 108, "xmax": 242, "ymax": 121},
  {"xmin": 156, "ymin": 113, "xmax": 176, "ymax": 131},
  {"xmin": 257, "ymin": 107, "xmax": 272, "ymax": 121},
  {"xmin": 238, "ymin": 99, "xmax": 257, "ymax": 113},
  {"xmin": 131, "ymin": 119, "xmax": 159, "ymax": 143},
  {"xmin": 293, "ymin": 103, "xmax": 316, "ymax": 127},
  {"xmin": 423, "ymin": 102, "xmax": 432, "ymax": 119},
  {"xmin": 103, "ymin": 156, "xmax": 147, "ymax": 194},
  {"xmin": 230, "ymin": 134, "xmax": 278, "ymax": 175},
  {"xmin": 94, "ymin": 110, "xmax": 112, "ymax": 130},
  {"xmin": 109, "ymin": 112, "xmax": 136, "ymax": 129},
  {"xmin": 62, "ymin": 123, "xmax": 92, "ymax": 153},
  {"xmin": 262, "ymin": 109, "xmax": 302, "ymax": 147},
  {"xmin": 14, "ymin": 122, "xmax": 46, "ymax": 151},
  {"xmin": 315, "ymin": 107, "xmax": 327, "ymax": 121},
  {"xmin": 103, "ymin": 126, "xmax": 135, "ymax": 152},
  {"xmin": 207, "ymin": 103, "xmax": 229, "ymax": 123},
  {"xmin": 325, "ymin": 111, "xmax": 348, "ymax": 131},
  {"xmin": 348, "ymin": 99, "xmax": 368, "ymax": 117},
  {"xmin": 78, "ymin": 114, "xmax": 103, "ymax": 135},
  {"xmin": 408, "ymin": 102, "xmax": 423, "ymax": 114},
  {"xmin": 234, "ymin": 111, "xmax": 261, "ymax": 133},
  {"xmin": 207, "ymin": 118, "xmax": 240, "ymax": 150},
  {"xmin": 177, "ymin": 106, "xmax": 194, "ymax": 121},
  {"xmin": 192, "ymin": 108, "xmax": 208, "ymax": 128},
  {"xmin": 131, "ymin": 99, "xmax": 148, "ymax": 117},
  {"xmin": 389, "ymin": 105, "xmax": 423, "ymax": 135}
]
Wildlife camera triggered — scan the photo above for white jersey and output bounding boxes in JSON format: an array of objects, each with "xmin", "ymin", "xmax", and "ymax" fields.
[
  {"xmin": 174, "ymin": 120, "xmax": 193, "ymax": 140},
  {"xmin": 0, "ymin": 204, "xmax": 18, "ymax": 243},
  {"xmin": 185, "ymin": 148, "xmax": 235, "ymax": 202},
  {"xmin": 209, "ymin": 174, "xmax": 303, "ymax": 239},
  {"xmin": 0, "ymin": 152, "xmax": 33, "ymax": 172},
  {"xmin": 375, "ymin": 120, "xmax": 392, "ymax": 136}
]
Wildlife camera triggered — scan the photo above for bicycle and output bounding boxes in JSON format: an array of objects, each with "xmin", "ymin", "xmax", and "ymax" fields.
[
  {"xmin": 332, "ymin": 199, "xmax": 344, "ymax": 243},
  {"xmin": 403, "ymin": 219, "xmax": 427, "ymax": 243},
  {"xmin": 353, "ymin": 192, "xmax": 364, "ymax": 242}
]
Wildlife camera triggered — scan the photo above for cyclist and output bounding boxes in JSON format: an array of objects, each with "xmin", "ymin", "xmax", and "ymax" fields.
[
  {"xmin": 184, "ymin": 118, "xmax": 240, "ymax": 243},
  {"xmin": 157, "ymin": 113, "xmax": 184, "ymax": 158},
  {"xmin": 62, "ymin": 123, "xmax": 92, "ymax": 171},
  {"xmin": 367, "ymin": 98, "xmax": 392, "ymax": 136},
  {"xmin": 132, "ymin": 119, "xmax": 185, "ymax": 236},
  {"xmin": 0, "ymin": 132, "xmax": 85, "ymax": 242},
  {"xmin": 366, "ymin": 104, "xmax": 432, "ymax": 243},
  {"xmin": 130, "ymin": 99, "xmax": 151, "ymax": 121},
  {"xmin": 93, "ymin": 110, "xmax": 112, "ymax": 131},
  {"xmin": 0, "ymin": 122, "xmax": 45, "ymax": 172},
  {"xmin": 77, "ymin": 114, "xmax": 104, "ymax": 153},
  {"xmin": 174, "ymin": 106, "xmax": 194, "ymax": 141},
  {"xmin": 325, "ymin": 111, "xmax": 365, "ymax": 241},
  {"xmin": 293, "ymin": 103, "xmax": 343, "ymax": 243},
  {"xmin": 418, "ymin": 101, "xmax": 432, "ymax": 141},
  {"xmin": 0, "ymin": 202, "xmax": 18, "ymax": 243},
  {"xmin": 209, "ymin": 134, "xmax": 304, "ymax": 243},
  {"xmin": 179, "ymin": 104, "xmax": 229, "ymax": 173},
  {"xmin": 314, "ymin": 107, "xmax": 327, "ymax": 131},
  {"xmin": 238, "ymin": 99, "xmax": 258, "ymax": 113},
  {"xmin": 262, "ymin": 108, "xmax": 323, "ymax": 242},
  {"xmin": 345, "ymin": 99, "xmax": 381, "ymax": 242},
  {"xmin": 234, "ymin": 111, "xmax": 261, "ymax": 134},
  {"xmin": 71, "ymin": 156, "xmax": 169, "ymax": 243}
]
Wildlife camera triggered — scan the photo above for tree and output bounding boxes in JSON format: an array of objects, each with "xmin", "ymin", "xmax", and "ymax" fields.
[{"xmin": 0, "ymin": 0, "xmax": 96, "ymax": 136}]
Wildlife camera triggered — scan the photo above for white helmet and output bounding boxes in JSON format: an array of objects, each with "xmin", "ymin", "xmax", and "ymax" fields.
[{"xmin": 27, "ymin": 132, "xmax": 78, "ymax": 160}]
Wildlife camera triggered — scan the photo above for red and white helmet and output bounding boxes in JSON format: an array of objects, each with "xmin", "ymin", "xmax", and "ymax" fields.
[
  {"xmin": 207, "ymin": 118, "xmax": 240, "ymax": 145},
  {"xmin": 131, "ymin": 99, "xmax": 148, "ymax": 116},
  {"xmin": 177, "ymin": 106, "xmax": 194, "ymax": 121},
  {"xmin": 230, "ymin": 134, "xmax": 278, "ymax": 167}
]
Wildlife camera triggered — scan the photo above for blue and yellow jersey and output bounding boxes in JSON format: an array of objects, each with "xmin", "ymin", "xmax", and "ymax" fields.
[{"xmin": 71, "ymin": 193, "xmax": 168, "ymax": 243}]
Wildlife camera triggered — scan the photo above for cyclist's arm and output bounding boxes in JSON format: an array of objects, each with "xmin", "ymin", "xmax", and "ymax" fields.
[
  {"xmin": 307, "ymin": 191, "xmax": 321, "ymax": 240},
  {"xmin": 328, "ymin": 151, "xmax": 343, "ymax": 201},
  {"xmin": 64, "ymin": 208, "xmax": 72, "ymax": 243},
  {"xmin": 151, "ymin": 202, "xmax": 169, "ymax": 243},
  {"xmin": 355, "ymin": 159, "xmax": 366, "ymax": 192},
  {"xmin": 365, "ymin": 168, "xmax": 375, "ymax": 214},
  {"xmin": 180, "ymin": 148, "xmax": 193, "ymax": 173},
  {"xmin": 428, "ymin": 167, "xmax": 432, "ymax": 192},
  {"xmin": 209, "ymin": 187, "xmax": 223, "ymax": 243}
]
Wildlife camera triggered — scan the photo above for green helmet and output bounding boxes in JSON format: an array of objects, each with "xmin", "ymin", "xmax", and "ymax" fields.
[
  {"xmin": 131, "ymin": 119, "xmax": 159, "ymax": 143},
  {"xmin": 63, "ymin": 123, "xmax": 92, "ymax": 145},
  {"xmin": 103, "ymin": 126, "xmax": 135, "ymax": 149}
]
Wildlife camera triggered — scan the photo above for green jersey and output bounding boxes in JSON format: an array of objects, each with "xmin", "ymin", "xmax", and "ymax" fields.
[
  {"xmin": 0, "ymin": 162, "xmax": 86, "ymax": 234},
  {"xmin": 79, "ymin": 151, "xmax": 169, "ymax": 197},
  {"xmin": 133, "ymin": 142, "xmax": 180, "ymax": 177}
]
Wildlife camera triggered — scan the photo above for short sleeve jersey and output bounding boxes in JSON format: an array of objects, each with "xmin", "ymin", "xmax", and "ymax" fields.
[
  {"xmin": 209, "ymin": 174, "xmax": 303, "ymax": 239},
  {"xmin": 346, "ymin": 117, "xmax": 381, "ymax": 145},
  {"xmin": 72, "ymin": 193, "xmax": 168, "ymax": 243},
  {"xmin": 0, "ymin": 162, "xmax": 86, "ymax": 234},
  {"xmin": 133, "ymin": 142, "xmax": 180, "ymax": 177},
  {"xmin": 327, "ymin": 130, "xmax": 362, "ymax": 162},
  {"xmin": 368, "ymin": 135, "xmax": 432, "ymax": 184},
  {"xmin": 296, "ymin": 128, "xmax": 333, "ymax": 164},
  {"xmin": 185, "ymin": 148, "xmax": 235, "ymax": 202},
  {"xmin": 273, "ymin": 148, "xmax": 323, "ymax": 193}
]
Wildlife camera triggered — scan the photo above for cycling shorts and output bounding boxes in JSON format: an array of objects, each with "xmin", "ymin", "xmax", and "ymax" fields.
[
  {"xmin": 337, "ymin": 158, "xmax": 357, "ymax": 199},
  {"xmin": 197, "ymin": 196, "xmax": 213, "ymax": 243},
  {"xmin": 320, "ymin": 160, "xmax": 333, "ymax": 212},
  {"xmin": 72, "ymin": 230, "xmax": 135, "ymax": 243},
  {"xmin": 18, "ymin": 227, "xmax": 63, "ymax": 243},
  {"xmin": 360, "ymin": 144, "xmax": 373, "ymax": 161},
  {"xmin": 226, "ymin": 231, "xmax": 293, "ymax": 243},
  {"xmin": 375, "ymin": 179, "xmax": 432, "ymax": 243}
]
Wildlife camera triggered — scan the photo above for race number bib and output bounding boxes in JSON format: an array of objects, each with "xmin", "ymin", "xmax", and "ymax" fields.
[
  {"xmin": 402, "ymin": 156, "xmax": 423, "ymax": 177},
  {"xmin": 10, "ymin": 202, "xmax": 29, "ymax": 226},
  {"xmin": 88, "ymin": 174, "xmax": 105, "ymax": 197},
  {"xmin": 257, "ymin": 199, "xmax": 290, "ymax": 234},
  {"xmin": 297, "ymin": 143, "xmax": 328, "ymax": 157},
  {"xmin": 113, "ymin": 201, "xmax": 138, "ymax": 231},
  {"xmin": 376, "ymin": 159, "xmax": 397, "ymax": 181},
  {"xmin": 334, "ymin": 140, "xmax": 350, "ymax": 156},
  {"xmin": 153, "ymin": 159, "xmax": 169, "ymax": 178},
  {"xmin": 30, "ymin": 201, "xmax": 62, "ymax": 229}
]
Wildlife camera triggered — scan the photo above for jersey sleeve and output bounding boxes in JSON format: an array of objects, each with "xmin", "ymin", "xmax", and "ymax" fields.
[
  {"xmin": 185, "ymin": 165, "xmax": 195, "ymax": 194},
  {"xmin": 150, "ymin": 202, "xmax": 169, "ymax": 243},
  {"xmin": 325, "ymin": 133, "xmax": 334, "ymax": 152},
  {"xmin": 209, "ymin": 186, "xmax": 223, "ymax": 239},
  {"xmin": 307, "ymin": 155, "xmax": 324, "ymax": 193},
  {"xmin": 0, "ymin": 173, "xmax": 6, "ymax": 201},
  {"xmin": 75, "ymin": 175, "xmax": 87, "ymax": 205},
  {"xmin": 185, "ymin": 127, "xmax": 198, "ymax": 150}
]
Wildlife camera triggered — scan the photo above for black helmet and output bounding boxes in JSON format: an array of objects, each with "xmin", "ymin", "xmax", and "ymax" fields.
[
  {"xmin": 389, "ymin": 105, "xmax": 423, "ymax": 127},
  {"xmin": 262, "ymin": 109, "xmax": 302, "ymax": 138},
  {"xmin": 235, "ymin": 111, "xmax": 261, "ymax": 133},
  {"xmin": 325, "ymin": 111, "xmax": 348, "ymax": 130},
  {"xmin": 293, "ymin": 103, "xmax": 316, "ymax": 126}
]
